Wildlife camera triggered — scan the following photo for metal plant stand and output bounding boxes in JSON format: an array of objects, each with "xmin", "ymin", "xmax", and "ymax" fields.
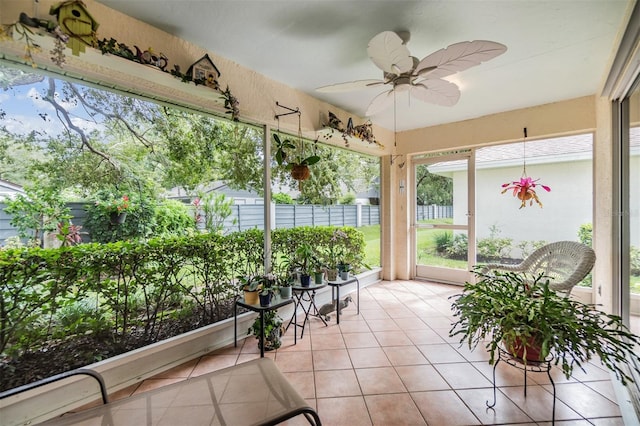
[{"xmin": 487, "ymin": 347, "xmax": 556, "ymax": 425}]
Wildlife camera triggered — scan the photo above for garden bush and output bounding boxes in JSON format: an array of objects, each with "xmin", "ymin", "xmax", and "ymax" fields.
[{"xmin": 0, "ymin": 226, "xmax": 365, "ymax": 358}]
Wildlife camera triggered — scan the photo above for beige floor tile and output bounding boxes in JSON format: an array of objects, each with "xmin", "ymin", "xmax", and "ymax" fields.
[
  {"xmin": 364, "ymin": 393, "xmax": 426, "ymax": 425},
  {"xmin": 314, "ymin": 369, "xmax": 362, "ymax": 398},
  {"xmin": 338, "ymin": 319, "xmax": 371, "ymax": 333},
  {"xmin": 365, "ymin": 318, "xmax": 401, "ymax": 331},
  {"xmin": 456, "ymin": 387, "xmax": 533, "ymax": 424},
  {"xmin": 348, "ymin": 347, "xmax": 391, "ymax": 368},
  {"xmin": 343, "ymin": 332, "xmax": 379, "ymax": 348},
  {"xmin": 312, "ymin": 348, "xmax": 353, "ymax": 370},
  {"xmin": 499, "ymin": 384, "xmax": 581, "ymax": 422},
  {"xmin": 552, "ymin": 382, "xmax": 622, "ymax": 418},
  {"xmin": 382, "ymin": 345, "xmax": 428, "ymax": 366},
  {"xmin": 190, "ymin": 354, "xmax": 238, "ymax": 377},
  {"xmin": 373, "ymin": 330, "xmax": 413, "ymax": 346},
  {"xmin": 282, "ymin": 371, "xmax": 316, "ymax": 399},
  {"xmin": 411, "ymin": 390, "xmax": 481, "ymax": 425},
  {"xmin": 355, "ymin": 366, "xmax": 407, "ymax": 395},
  {"xmin": 360, "ymin": 309, "xmax": 391, "ymax": 321},
  {"xmin": 417, "ymin": 343, "xmax": 467, "ymax": 364},
  {"xmin": 310, "ymin": 332, "xmax": 345, "ymax": 350},
  {"xmin": 433, "ymin": 362, "xmax": 493, "ymax": 389},
  {"xmin": 317, "ymin": 396, "xmax": 372, "ymax": 426},
  {"xmin": 274, "ymin": 350, "xmax": 313, "ymax": 372},
  {"xmin": 406, "ymin": 328, "xmax": 446, "ymax": 345},
  {"xmin": 396, "ymin": 364, "xmax": 450, "ymax": 392},
  {"xmin": 393, "ymin": 317, "xmax": 430, "ymax": 330}
]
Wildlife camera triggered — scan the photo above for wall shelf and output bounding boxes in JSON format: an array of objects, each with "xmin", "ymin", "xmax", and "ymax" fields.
[
  {"xmin": 317, "ymin": 127, "xmax": 384, "ymax": 149},
  {"xmin": 2, "ymin": 28, "xmax": 227, "ymax": 114}
]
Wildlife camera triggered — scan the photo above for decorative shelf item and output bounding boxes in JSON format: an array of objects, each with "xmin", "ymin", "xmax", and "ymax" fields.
[
  {"xmin": 318, "ymin": 111, "xmax": 383, "ymax": 148},
  {"xmin": 2, "ymin": 21, "xmax": 239, "ymax": 121}
]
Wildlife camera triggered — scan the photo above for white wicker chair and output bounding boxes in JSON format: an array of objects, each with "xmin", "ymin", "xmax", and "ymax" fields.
[{"xmin": 481, "ymin": 241, "xmax": 596, "ymax": 296}]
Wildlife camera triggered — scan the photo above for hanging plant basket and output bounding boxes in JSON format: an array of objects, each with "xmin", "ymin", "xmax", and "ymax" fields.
[{"xmin": 291, "ymin": 164, "xmax": 311, "ymax": 181}]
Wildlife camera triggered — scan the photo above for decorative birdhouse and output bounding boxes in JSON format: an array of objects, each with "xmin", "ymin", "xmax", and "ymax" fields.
[
  {"xmin": 186, "ymin": 54, "xmax": 221, "ymax": 89},
  {"xmin": 49, "ymin": 1, "xmax": 99, "ymax": 56}
]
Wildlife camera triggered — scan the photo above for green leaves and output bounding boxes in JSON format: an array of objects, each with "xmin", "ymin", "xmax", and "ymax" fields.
[{"xmin": 450, "ymin": 268, "xmax": 640, "ymax": 384}]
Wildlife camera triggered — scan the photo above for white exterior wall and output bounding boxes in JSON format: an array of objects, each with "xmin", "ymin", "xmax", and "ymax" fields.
[{"xmin": 453, "ymin": 158, "xmax": 593, "ymax": 258}]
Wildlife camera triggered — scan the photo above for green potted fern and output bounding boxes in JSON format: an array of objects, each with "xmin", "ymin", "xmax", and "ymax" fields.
[{"xmin": 450, "ymin": 268, "xmax": 640, "ymax": 383}]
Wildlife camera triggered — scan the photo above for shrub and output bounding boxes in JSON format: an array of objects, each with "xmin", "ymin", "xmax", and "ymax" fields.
[
  {"xmin": 446, "ymin": 233, "xmax": 468, "ymax": 260},
  {"xmin": 84, "ymin": 190, "xmax": 157, "ymax": 243},
  {"xmin": 0, "ymin": 226, "xmax": 365, "ymax": 357},
  {"xmin": 153, "ymin": 199, "xmax": 196, "ymax": 236},
  {"xmin": 477, "ymin": 224, "xmax": 512, "ymax": 261},
  {"xmin": 433, "ymin": 231, "xmax": 452, "ymax": 255}
]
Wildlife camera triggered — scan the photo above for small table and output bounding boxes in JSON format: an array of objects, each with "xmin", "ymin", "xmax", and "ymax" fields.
[
  {"xmin": 287, "ymin": 282, "xmax": 327, "ymax": 338},
  {"xmin": 326, "ymin": 276, "xmax": 360, "ymax": 324},
  {"xmin": 235, "ymin": 296, "xmax": 295, "ymax": 358}
]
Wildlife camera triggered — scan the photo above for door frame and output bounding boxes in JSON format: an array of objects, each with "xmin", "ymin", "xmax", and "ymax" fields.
[{"xmin": 411, "ymin": 150, "xmax": 476, "ymax": 285}]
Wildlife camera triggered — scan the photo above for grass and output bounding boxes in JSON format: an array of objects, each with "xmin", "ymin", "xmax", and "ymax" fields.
[{"xmin": 359, "ymin": 224, "xmax": 380, "ymax": 268}]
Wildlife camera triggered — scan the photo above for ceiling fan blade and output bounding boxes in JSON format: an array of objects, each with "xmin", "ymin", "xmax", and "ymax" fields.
[
  {"xmin": 366, "ymin": 89, "xmax": 395, "ymax": 116},
  {"xmin": 416, "ymin": 40, "xmax": 507, "ymax": 79},
  {"xmin": 316, "ymin": 79, "xmax": 385, "ymax": 93},
  {"xmin": 411, "ymin": 80, "xmax": 460, "ymax": 107},
  {"xmin": 367, "ymin": 31, "xmax": 414, "ymax": 75}
]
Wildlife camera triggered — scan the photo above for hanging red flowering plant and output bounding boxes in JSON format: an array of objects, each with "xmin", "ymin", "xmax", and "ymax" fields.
[
  {"xmin": 501, "ymin": 176, "xmax": 551, "ymax": 209},
  {"xmin": 501, "ymin": 128, "xmax": 551, "ymax": 209}
]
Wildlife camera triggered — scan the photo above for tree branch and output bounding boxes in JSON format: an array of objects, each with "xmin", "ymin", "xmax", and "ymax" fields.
[{"xmin": 44, "ymin": 78, "xmax": 118, "ymax": 169}]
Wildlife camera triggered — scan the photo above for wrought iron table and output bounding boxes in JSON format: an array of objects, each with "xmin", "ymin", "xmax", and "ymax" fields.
[
  {"xmin": 287, "ymin": 282, "xmax": 327, "ymax": 338},
  {"xmin": 235, "ymin": 295, "xmax": 295, "ymax": 357},
  {"xmin": 326, "ymin": 275, "xmax": 360, "ymax": 324}
]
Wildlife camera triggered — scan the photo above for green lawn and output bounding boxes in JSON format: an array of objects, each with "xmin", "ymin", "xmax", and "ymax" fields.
[{"xmin": 359, "ymin": 224, "xmax": 380, "ymax": 268}]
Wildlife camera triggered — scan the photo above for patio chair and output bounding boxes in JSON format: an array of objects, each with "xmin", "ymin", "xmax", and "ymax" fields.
[{"xmin": 481, "ymin": 241, "xmax": 596, "ymax": 296}]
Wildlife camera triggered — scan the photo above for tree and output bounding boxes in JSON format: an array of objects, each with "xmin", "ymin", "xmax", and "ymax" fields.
[
  {"xmin": 2, "ymin": 67, "xmax": 378, "ymax": 207},
  {"xmin": 3, "ymin": 185, "xmax": 71, "ymax": 246},
  {"xmin": 415, "ymin": 165, "xmax": 453, "ymax": 205}
]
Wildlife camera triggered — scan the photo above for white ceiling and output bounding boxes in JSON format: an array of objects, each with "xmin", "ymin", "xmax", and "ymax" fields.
[{"xmin": 98, "ymin": 0, "xmax": 630, "ymax": 132}]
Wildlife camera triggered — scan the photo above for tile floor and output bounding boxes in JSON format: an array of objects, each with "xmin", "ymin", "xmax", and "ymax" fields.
[{"xmin": 109, "ymin": 280, "xmax": 625, "ymax": 425}]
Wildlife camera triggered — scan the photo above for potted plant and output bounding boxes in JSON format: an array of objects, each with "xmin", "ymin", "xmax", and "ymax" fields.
[
  {"xmin": 248, "ymin": 310, "xmax": 283, "ymax": 351},
  {"xmin": 238, "ymin": 274, "xmax": 262, "ymax": 305},
  {"xmin": 450, "ymin": 268, "xmax": 640, "ymax": 384},
  {"xmin": 326, "ymin": 228, "xmax": 348, "ymax": 281},
  {"xmin": 272, "ymin": 133, "xmax": 320, "ymax": 182},
  {"xmin": 312, "ymin": 256, "xmax": 325, "ymax": 284},
  {"xmin": 278, "ymin": 275, "xmax": 293, "ymax": 299},
  {"xmin": 295, "ymin": 242, "xmax": 314, "ymax": 287},
  {"xmin": 258, "ymin": 273, "xmax": 278, "ymax": 307}
]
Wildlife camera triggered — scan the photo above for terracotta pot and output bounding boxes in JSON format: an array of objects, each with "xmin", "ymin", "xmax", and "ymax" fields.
[
  {"xmin": 517, "ymin": 191, "xmax": 533, "ymax": 201},
  {"xmin": 291, "ymin": 164, "xmax": 310, "ymax": 181},
  {"xmin": 503, "ymin": 335, "xmax": 543, "ymax": 362}
]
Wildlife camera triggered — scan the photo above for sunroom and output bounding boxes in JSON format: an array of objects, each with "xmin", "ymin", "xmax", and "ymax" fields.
[{"xmin": 2, "ymin": 0, "xmax": 640, "ymax": 425}]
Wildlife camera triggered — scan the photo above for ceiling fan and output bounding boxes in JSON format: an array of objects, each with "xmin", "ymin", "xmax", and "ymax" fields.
[{"xmin": 317, "ymin": 31, "xmax": 507, "ymax": 116}]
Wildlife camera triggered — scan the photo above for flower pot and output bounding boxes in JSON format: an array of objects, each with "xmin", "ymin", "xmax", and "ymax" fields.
[
  {"xmin": 291, "ymin": 164, "xmax": 311, "ymax": 181},
  {"xmin": 110, "ymin": 211, "xmax": 127, "ymax": 224},
  {"xmin": 340, "ymin": 270, "xmax": 349, "ymax": 280},
  {"xmin": 259, "ymin": 325, "xmax": 283, "ymax": 351},
  {"xmin": 300, "ymin": 273, "xmax": 311, "ymax": 287},
  {"xmin": 314, "ymin": 271, "xmax": 324, "ymax": 284},
  {"xmin": 243, "ymin": 289, "xmax": 259, "ymax": 305},
  {"xmin": 326, "ymin": 268, "xmax": 338, "ymax": 281},
  {"xmin": 503, "ymin": 335, "xmax": 543, "ymax": 362},
  {"xmin": 280, "ymin": 286, "xmax": 292, "ymax": 299},
  {"xmin": 259, "ymin": 292, "xmax": 272, "ymax": 307}
]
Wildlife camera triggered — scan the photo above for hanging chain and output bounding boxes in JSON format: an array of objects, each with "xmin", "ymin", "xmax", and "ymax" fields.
[{"xmin": 522, "ymin": 127, "xmax": 528, "ymax": 177}]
